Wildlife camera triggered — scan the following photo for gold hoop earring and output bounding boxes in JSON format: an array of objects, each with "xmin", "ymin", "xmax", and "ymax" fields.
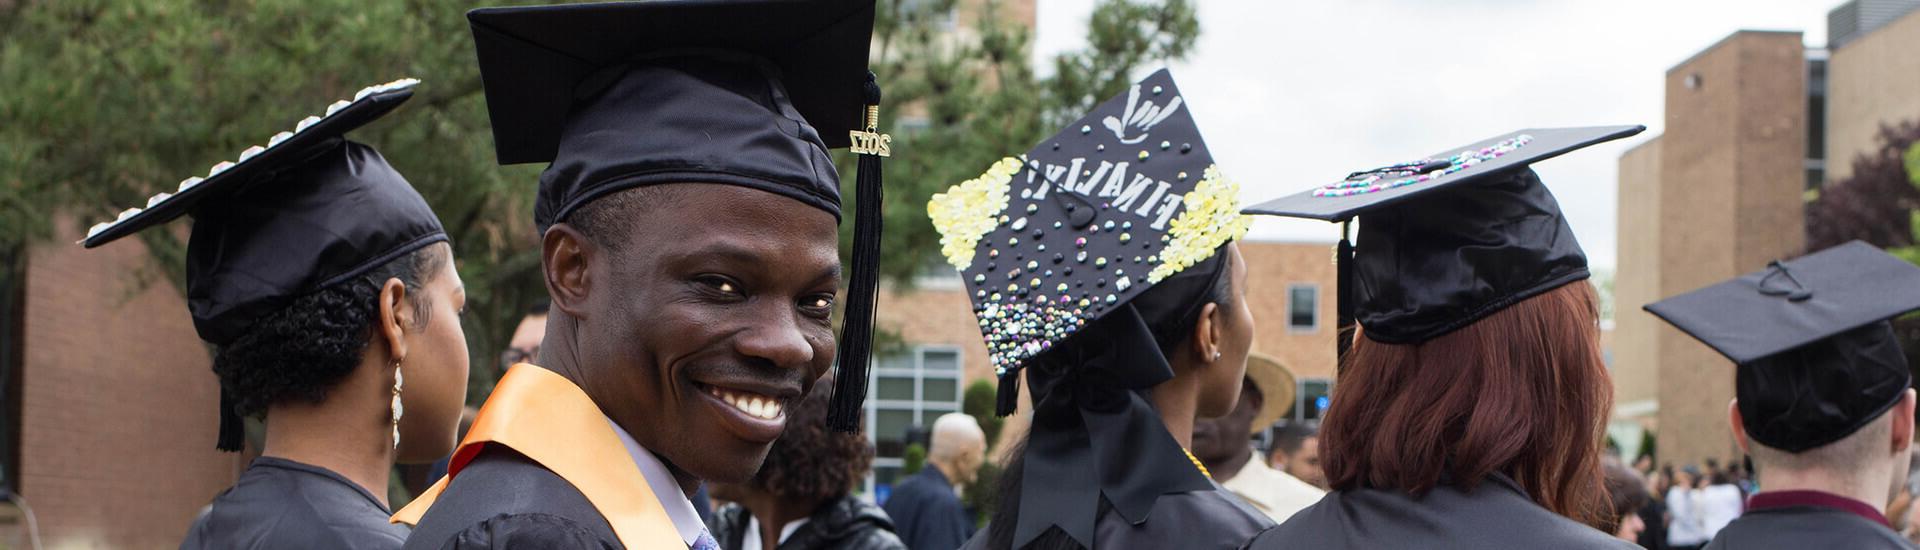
[{"xmin": 391, "ymin": 359, "xmax": 404, "ymax": 449}]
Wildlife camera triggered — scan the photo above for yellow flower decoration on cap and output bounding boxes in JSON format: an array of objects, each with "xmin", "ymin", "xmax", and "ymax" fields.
[
  {"xmin": 929, "ymin": 157, "xmax": 1021, "ymax": 269},
  {"xmin": 1149, "ymin": 165, "xmax": 1251, "ymax": 283}
]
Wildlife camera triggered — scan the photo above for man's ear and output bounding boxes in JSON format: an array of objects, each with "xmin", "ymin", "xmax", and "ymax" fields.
[
  {"xmin": 1729, "ymin": 398, "xmax": 1751, "ymax": 456},
  {"xmin": 1893, "ymin": 389, "xmax": 1917, "ymax": 454},
  {"xmin": 1191, "ymin": 302, "xmax": 1222, "ymax": 364},
  {"xmin": 376, "ymin": 277, "xmax": 410, "ymax": 363},
  {"xmin": 543, "ymin": 224, "xmax": 594, "ymax": 320}
]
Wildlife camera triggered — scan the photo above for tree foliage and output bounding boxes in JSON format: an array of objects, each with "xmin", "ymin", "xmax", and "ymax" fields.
[
  {"xmin": 1, "ymin": 0, "xmax": 1198, "ymax": 401},
  {"xmin": 1806, "ymin": 121, "xmax": 1920, "ymax": 253},
  {"xmin": 855, "ymin": 0, "xmax": 1198, "ymax": 284},
  {"xmin": 0, "ymin": 0, "xmax": 547, "ymax": 402}
]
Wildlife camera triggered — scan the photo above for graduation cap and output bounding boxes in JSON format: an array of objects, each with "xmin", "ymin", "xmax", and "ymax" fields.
[
  {"xmin": 1242, "ymin": 126, "xmax": 1644, "ymax": 349},
  {"xmin": 1644, "ymin": 241, "xmax": 1920, "ymax": 453},
  {"xmin": 928, "ymin": 68, "xmax": 1250, "ymax": 548},
  {"xmin": 80, "ymin": 79, "xmax": 447, "ymax": 451},
  {"xmin": 930, "ymin": 68, "xmax": 1250, "ymax": 404},
  {"xmin": 466, "ymin": 0, "xmax": 886, "ymax": 431}
]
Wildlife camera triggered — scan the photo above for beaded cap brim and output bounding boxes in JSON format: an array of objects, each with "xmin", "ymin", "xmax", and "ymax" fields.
[
  {"xmin": 1242, "ymin": 125, "xmax": 1644, "ymax": 221},
  {"xmin": 80, "ymin": 79, "xmax": 421, "ymax": 248}
]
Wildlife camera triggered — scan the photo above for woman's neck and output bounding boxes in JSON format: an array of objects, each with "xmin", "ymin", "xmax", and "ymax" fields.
[
  {"xmin": 1151, "ymin": 370, "xmax": 1201, "ymax": 448},
  {"xmin": 740, "ymin": 492, "xmax": 825, "ymax": 550},
  {"xmin": 261, "ymin": 395, "xmax": 395, "ymax": 508}
]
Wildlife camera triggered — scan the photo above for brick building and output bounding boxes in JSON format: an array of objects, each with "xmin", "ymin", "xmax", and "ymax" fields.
[
  {"xmin": 0, "ymin": 219, "xmax": 240, "ymax": 549},
  {"xmin": 1613, "ymin": 0, "xmax": 1920, "ymax": 467}
]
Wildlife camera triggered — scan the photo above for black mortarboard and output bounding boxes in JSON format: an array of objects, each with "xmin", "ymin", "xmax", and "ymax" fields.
[
  {"xmin": 928, "ymin": 68, "xmax": 1249, "ymax": 549},
  {"xmin": 1243, "ymin": 126, "xmax": 1644, "ymax": 346},
  {"xmin": 81, "ymin": 79, "xmax": 447, "ymax": 451},
  {"xmin": 467, "ymin": 0, "xmax": 885, "ymax": 430},
  {"xmin": 1644, "ymin": 241, "xmax": 1920, "ymax": 452},
  {"xmin": 931, "ymin": 68, "xmax": 1249, "ymax": 390}
]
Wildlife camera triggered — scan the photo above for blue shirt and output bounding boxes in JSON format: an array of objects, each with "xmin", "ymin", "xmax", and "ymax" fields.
[{"xmin": 881, "ymin": 467, "xmax": 971, "ymax": 550}]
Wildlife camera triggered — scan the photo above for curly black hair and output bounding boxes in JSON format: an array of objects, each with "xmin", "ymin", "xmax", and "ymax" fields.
[
  {"xmin": 747, "ymin": 377, "xmax": 873, "ymax": 502},
  {"xmin": 211, "ymin": 244, "xmax": 447, "ymax": 418}
]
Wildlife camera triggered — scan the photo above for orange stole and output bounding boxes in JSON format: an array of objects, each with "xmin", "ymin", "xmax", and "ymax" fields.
[{"xmin": 391, "ymin": 363, "xmax": 682, "ymax": 547}]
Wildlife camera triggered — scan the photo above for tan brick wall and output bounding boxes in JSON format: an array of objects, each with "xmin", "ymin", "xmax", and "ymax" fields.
[
  {"xmin": 7, "ymin": 218, "xmax": 239, "ymax": 549},
  {"xmin": 1647, "ymin": 31, "xmax": 1807, "ymax": 467},
  {"xmin": 1826, "ymin": 8, "xmax": 1920, "ymax": 181},
  {"xmin": 1614, "ymin": 137, "xmax": 1663, "ymax": 413}
]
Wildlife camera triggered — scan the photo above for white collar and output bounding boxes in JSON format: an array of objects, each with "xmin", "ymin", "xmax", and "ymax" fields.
[
  {"xmin": 605, "ymin": 415, "xmax": 706, "ymax": 546},
  {"xmin": 742, "ymin": 514, "xmax": 811, "ymax": 548}
]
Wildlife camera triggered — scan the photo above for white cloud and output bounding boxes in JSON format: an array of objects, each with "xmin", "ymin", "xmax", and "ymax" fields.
[{"xmin": 1035, "ymin": 0, "xmax": 1833, "ymax": 269}]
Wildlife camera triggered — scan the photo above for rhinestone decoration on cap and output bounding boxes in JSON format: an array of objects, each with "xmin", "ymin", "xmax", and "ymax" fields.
[
  {"xmin": 928, "ymin": 69, "xmax": 1242, "ymax": 372},
  {"xmin": 928, "ymin": 157, "xmax": 1019, "ymax": 269},
  {"xmin": 1310, "ymin": 134, "xmax": 1534, "ymax": 197},
  {"xmin": 83, "ymin": 78, "xmax": 424, "ymax": 242}
]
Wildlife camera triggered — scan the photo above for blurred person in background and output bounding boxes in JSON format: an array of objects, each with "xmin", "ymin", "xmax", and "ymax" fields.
[
  {"xmin": 1193, "ymin": 354, "xmax": 1325, "ymax": 522},
  {"xmin": 708, "ymin": 376, "xmax": 905, "ymax": 550},
  {"xmin": 1269, "ymin": 423, "xmax": 1326, "ymax": 490},
  {"xmin": 1603, "ymin": 458, "xmax": 1653, "ymax": 543},
  {"xmin": 884, "ymin": 413, "xmax": 984, "ymax": 550},
  {"xmin": 1667, "ymin": 466, "xmax": 1709, "ymax": 550}
]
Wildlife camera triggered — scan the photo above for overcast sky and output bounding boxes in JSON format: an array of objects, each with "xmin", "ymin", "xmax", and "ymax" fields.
[{"xmin": 1034, "ymin": 0, "xmax": 1836, "ymax": 270}]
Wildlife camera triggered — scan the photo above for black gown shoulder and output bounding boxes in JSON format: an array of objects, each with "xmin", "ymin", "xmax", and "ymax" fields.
[
  {"xmin": 1705, "ymin": 506, "xmax": 1916, "ymax": 550},
  {"xmin": 402, "ymin": 445, "xmax": 622, "ymax": 550},
  {"xmin": 180, "ymin": 457, "xmax": 409, "ymax": 550},
  {"xmin": 1244, "ymin": 475, "xmax": 1637, "ymax": 550},
  {"xmin": 960, "ymin": 484, "xmax": 1272, "ymax": 550}
]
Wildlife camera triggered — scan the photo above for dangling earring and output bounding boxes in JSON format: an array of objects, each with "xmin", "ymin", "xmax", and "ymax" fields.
[{"xmin": 391, "ymin": 359, "xmax": 405, "ymax": 449}]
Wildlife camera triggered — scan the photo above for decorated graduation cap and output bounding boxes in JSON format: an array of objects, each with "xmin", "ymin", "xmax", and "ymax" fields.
[
  {"xmin": 929, "ymin": 68, "xmax": 1251, "ymax": 548},
  {"xmin": 1243, "ymin": 125, "xmax": 1643, "ymax": 352},
  {"xmin": 465, "ymin": 0, "xmax": 886, "ymax": 431},
  {"xmin": 80, "ymin": 79, "xmax": 446, "ymax": 451},
  {"xmin": 1645, "ymin": 241, "xmax": 1920, "ymax": 453}
]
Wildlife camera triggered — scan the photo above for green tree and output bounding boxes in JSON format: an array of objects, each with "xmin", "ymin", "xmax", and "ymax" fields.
[
  {"xmin": 902, "ymin": 441, "xmax": 928, "ymax": 475},
  {"xmin": 961, "ymin": 379, "xmax": 1003, "ymax": 448},
  {"xmin": 4, "ymin": 0, "xmax": 1201, "ymax": 393},
  {"xmin": 2, "ymin": 0, "xmax": 551, "ymax": 405},
  {"xmin": 856, "ymin": 0, "xmax": 1199, "ymax": 283}
]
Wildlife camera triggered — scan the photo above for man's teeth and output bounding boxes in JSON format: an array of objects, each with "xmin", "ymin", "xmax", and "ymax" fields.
[{"xmin": 709, "ymin": 387, "xmax": 783, "ymax": 420}]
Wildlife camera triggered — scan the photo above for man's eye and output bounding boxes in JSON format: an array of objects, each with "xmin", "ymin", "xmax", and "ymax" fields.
[{"xmin": 697, "ymin": 275, "xmax": 740, "ymax": 294}]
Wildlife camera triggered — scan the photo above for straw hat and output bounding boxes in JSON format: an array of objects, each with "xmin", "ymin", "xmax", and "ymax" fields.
[{"xmin": 1245, "ymin": 353, "xmax": 1297, "ymax": 430}]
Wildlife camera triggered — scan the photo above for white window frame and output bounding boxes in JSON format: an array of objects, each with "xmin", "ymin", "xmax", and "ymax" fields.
[
  {"xmin": 1286, "ymin": 283, "xmax": 1320, "ymax": 333},
  {"xmin": 863, "ymin": 345, "xmax": 965, "ymax": 497}
]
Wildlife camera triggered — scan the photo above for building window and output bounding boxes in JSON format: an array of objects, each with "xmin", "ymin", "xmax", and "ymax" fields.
[
  {"xmin": 1287, "ymin": 284, "xmax": 1319, "ymax": 332},
  {"xmin": 1279, "ymin": 378, "xmax": 1335, "ymax": 424},
  {"xmin": 866, "ymin": 346, "xmax": 963, "ymax": 497}
]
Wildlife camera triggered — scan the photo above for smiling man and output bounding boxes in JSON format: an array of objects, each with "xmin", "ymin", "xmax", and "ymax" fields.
[{"xmin": 393, "ymin": 2, "xmax": 883, "ymax": 549}]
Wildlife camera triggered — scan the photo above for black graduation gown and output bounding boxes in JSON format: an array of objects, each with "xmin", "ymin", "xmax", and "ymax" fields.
[
  {"xmin": 401, "ymin": 446, "xmax": 623, "ymax": 550},
  {"xmin": 1704, "ymin": 504, "xmax": 1915, "ymax": 549},
  {"xmin": 709, "ymin": 497, "xmax": 907, "ymax": 550},
  {"xmin": 959, "ymin": 484, "xmax": 1272, "ymax": 550},
  {"xmin": 1244, "ymin": 474, "xmax": 1637, "ymax": 550},
  {"xmin": 882, "ymin": 467, "xmax": 972, "ymax": 550},
  {"xmin": 180, "ymin": 457, "xmax": 409, "ymax": 550}
]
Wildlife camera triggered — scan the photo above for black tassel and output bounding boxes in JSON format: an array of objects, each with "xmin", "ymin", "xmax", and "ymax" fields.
[
  {"xmin": 216, "ymin": 388, "xmax": 244, "ymax": 452},
  {"xmin": 995, "ymin": 367, "xmax": 1022, "ymax": 417},
  {"xmin": 1335, "ymin": 220, "xmax": 1355, "ymax": 370},
  {"xmin": 827, "ymin": 72, "xmax": 886, "ymax": 432}
]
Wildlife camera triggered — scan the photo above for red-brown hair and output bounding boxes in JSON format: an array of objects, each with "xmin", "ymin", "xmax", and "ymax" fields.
[{"xmin": 1320, "ymin": 282, "xmax": 1612, "ymax": 525}]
